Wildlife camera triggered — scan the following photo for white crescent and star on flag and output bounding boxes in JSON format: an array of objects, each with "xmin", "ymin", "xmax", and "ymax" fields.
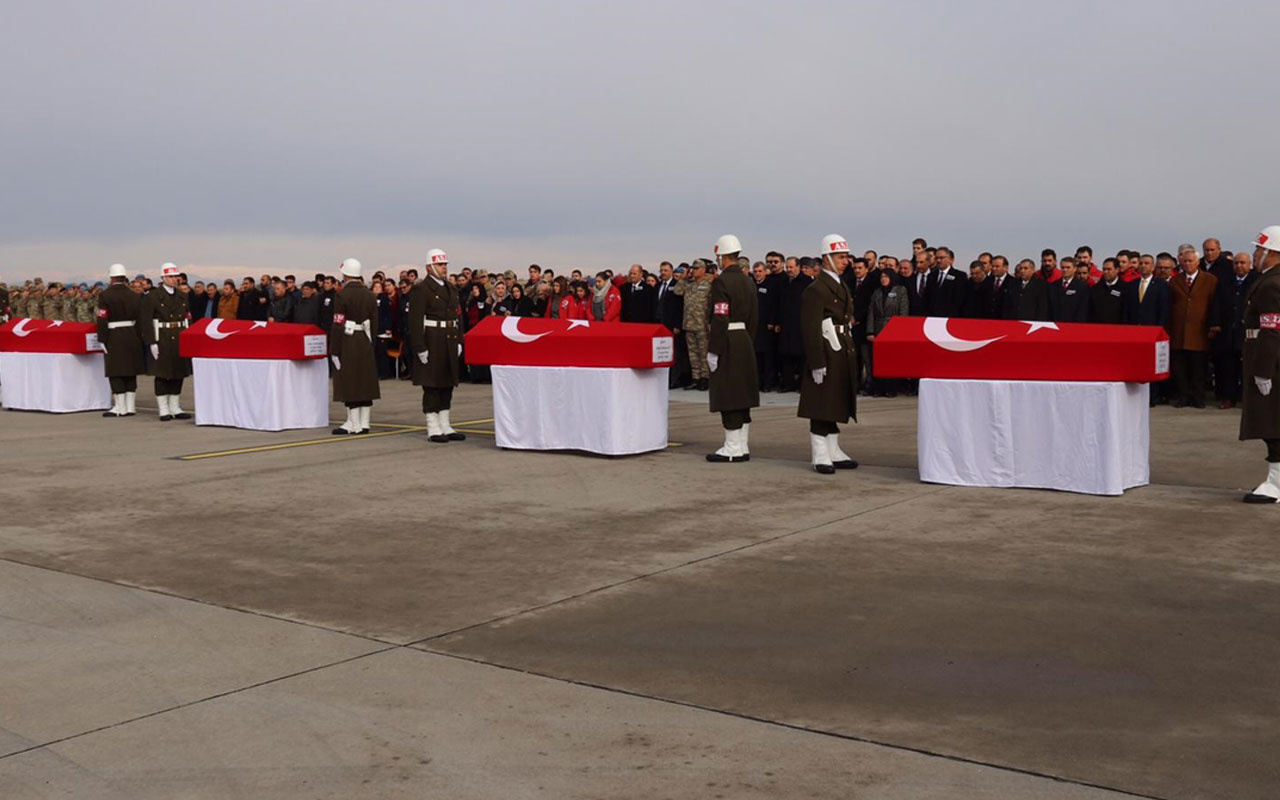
[
  {"xmin": 500, "ymin": 317, "xmax": 590, "ymax": 343},
  {"xmin": 922, "ymin": 317, "xmax": 1058, "ymax": 353}
]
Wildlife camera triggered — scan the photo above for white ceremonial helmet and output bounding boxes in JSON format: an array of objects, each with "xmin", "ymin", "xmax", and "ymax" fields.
[
  {"xmin": 160, "ymin": 262, "xmax": 180, "ymax": 278},
  {"xmin": 822, "ymin": 234, "xmax": 850, "ymax": 255},
  {"xmin": 714, "ymin": 234, "xmax": 742, "ymax": 257},
  {"xmin": 426, "ymin": 248, "xmax": 449, "ymax": 265},
  {"xmin": 340, "ymin": 258, "xmax": 363, "ymax": 278},
  {"xmin": 1255, "ymin": 226, "xmax": 1280, "ymax": 253},
  {"xmin": 108, "ymin": 263, "xmax": 127, "ymax": 278}
]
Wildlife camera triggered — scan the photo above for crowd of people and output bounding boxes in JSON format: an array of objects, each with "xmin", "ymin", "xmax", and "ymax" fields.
[{"xmin": 0, "ymin": 236, "xmax": 1261, "ymax": 408}]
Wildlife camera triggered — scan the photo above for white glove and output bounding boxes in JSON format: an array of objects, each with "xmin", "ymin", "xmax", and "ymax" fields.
[
  {"xmin": 457, "ymin": 343, "xmax": 463, "ymax": 356},
  {"xmin": 100, "ymin": 345, "xmax": 108, "ymax": 355},
  {"xmin": 331, "ymin": 355, "xmax": 341, "ymax": 371},
  {"xmin": 707, "ymin": 353, "xmax": 719, "ymax": 372},
  {"xmin": 150, "ymin": 344, "xmax": 159, "ymax": 360},
  {"xmin": 417, "ymin": 350, "xmax": 429, "ymax": 365},
  {"xmin": 812, "ymin": 367, "xmax": 827, "ymax": 385},
  {"xmin": 1257, "ymin": 377, "xmax": 1273, "ymax": 397}
]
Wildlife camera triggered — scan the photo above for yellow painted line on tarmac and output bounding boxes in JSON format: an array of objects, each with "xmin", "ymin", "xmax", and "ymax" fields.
[{"xmin": 174, "ymin": 417, "xmax": 495, "ymax": 461}]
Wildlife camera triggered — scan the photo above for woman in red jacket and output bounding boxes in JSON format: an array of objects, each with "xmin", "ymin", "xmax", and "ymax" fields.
[
  {"xmin": 544, "ymin": 276, "xmax": 570, "ymax": 319},
  {"xmin": 565, "ymin": 282, "xmax": 592, "ymax": 320},
  {"xmin": 591, "ymin": 272, "xmax": 622, "ymax": 321}
]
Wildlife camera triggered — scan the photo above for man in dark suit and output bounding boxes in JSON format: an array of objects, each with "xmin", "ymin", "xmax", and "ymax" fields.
[
  {"xmin": 961, "ymin": 260, "xmax": 989, "ymax": 318},
  {"xmin": 983, "ymin": 255, "xmax": 1013, "ymax": 319},
  {"xmin": 1003, "ymin": 259, "xmax": 1050, "ymax": 320},
  {"xmin": 776, "ymin": 257, "xmax": 813, "ymax": 392},
  {"xmin": 902, "ymin": 259, "xmax": 927, "ymax": 316},
  {"xmin": 1167, "ymin": 247, "xmax": 1221, "ymax": 408},
  {"xmin": 1201, "ymin": 237, "xmax": 1234, "ymax": 288},
  {"xmin": 620, "ymin": 263, "xmax": 656, "ymax": 323},
  {"xmin": 655, "ymin": 261, "xmax": 685, "ymax": 389},
  {"xmin": 1090, "ymin": 258, "xmax": 1127, "ymax": 324},
  {"xmin": 752, "ymin": 261, "xmax": 780, "ymax": 391},
  {"xmin": 1214, "ymin": 252, "xmax": 1258, "ymax": 408},
  {"xmin": 924, "ymin": 246, "xmax": 967, "ymax": 317},
  {"xmin": 1124, "ymin": 254, "xmax": 1170, "ymax": 327},
  {"xmin": 1049, "ymin": 257, "xmax": 1091, "ymax": 322}
]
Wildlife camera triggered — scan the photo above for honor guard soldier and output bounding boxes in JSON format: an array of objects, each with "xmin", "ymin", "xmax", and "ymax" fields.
[
  {"xmin": 705, "ymin": 234, "xmax": 760, "ymax": 462},
  {"xmin": 329, "ymin": 258, "xmax": 380, "ymax": 435},
  {"xmin": 97, "ymin": 263, "xmax": 145, "ymax": 417},
  {"xmin": 407, "ymin": 248, "xmax": 465, "ymax": 443},
  {"xmin": 799, "ymin": 235, "xmax": 860, "ymax": 474},
  {"xmin": 139, "ymin": 262, "xmax": 193, "ymax": 420},
  {"xmin": 1241, "ymin": 225, "xmax": 1280, "ymax": 503}
]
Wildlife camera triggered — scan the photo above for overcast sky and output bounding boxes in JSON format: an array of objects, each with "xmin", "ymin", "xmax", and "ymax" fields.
[{"xmin": 3, "ymin": 1, "xmax": 1278, "ymax": 282}]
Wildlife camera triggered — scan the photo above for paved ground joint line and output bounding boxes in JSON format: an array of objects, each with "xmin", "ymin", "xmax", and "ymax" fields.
[
  {"xmin": 410, "ymin": 485, "xmax": 956, "ymax": 646},
  {"xmin": 413, "ymin": 647, "xmax": 1169, "ymax": 800}
]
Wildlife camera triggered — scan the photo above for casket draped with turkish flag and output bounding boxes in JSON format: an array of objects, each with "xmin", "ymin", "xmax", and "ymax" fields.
[
  {"xmin": 874, "ymin": 317, "xmax": 1170, "ymax": 382},
  {"xmin": 0, "ymin": 319, "xmax": 108, "ymax": 412},
  {"xmin": 0, "ymin": 319, "xmax": 102, "ymax": 354},
  {"xmin": 179, "ymin": 319, "xmax": 328, "ymax": 360},
  {"xmin": 464, "ymin": 316, "xmax": 674, "ymax": 455},
  {"xmin": 179, "ymin": 319, "xmax": 330, "ymax": 431},
  {"xmin": 463, "ymin": 317, "xmax": 674, "ymax": 368}
]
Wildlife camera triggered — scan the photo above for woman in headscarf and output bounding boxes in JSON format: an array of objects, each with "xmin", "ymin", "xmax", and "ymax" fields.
[{"xmin": 866, "ymin": 267, "xmax": 909, "ymax": 397}]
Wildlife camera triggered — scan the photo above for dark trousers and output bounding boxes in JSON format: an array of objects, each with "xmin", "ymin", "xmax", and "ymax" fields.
[
  {"xmin": 670, "ymin": 332, "xmax": 689, "ymax": 388},
  {"xmin": 1172, "ymin": 349, "xmax": 1207, "ymax": 404},
  {"xmin": 155, "ymin": 377, "xmax": 184, "ymax": 395},
  {"xmin": 809, "ymin": 420, "xmax": 838, "ymax": 435},
  {"xmin": 777, "ymin": 354, "xmax": 803, "ymax": 391},
  {"xmin": 720, "ymin": 410, "xmax": 752, "ymax": 430},
  {"xmin": 345, "ymin": 400, "xmax": 372, "ymax": 408},
  {"xmin": 1268, "ymin": 439, "xmax": 1280, "ymax": 463},
  {"xmin": 108, "ymin": 376, "xmax": 138, "ymax": 393},
  {"xmin": 422, "ymin": 387, "xmax": 453, "ymax": 413},
  {"xmin": 756, "ymin": 346, "xmax": 777, "ymax": 390},
  {"xmin": 1213, "ymin": 348, "xmax": 1243, "ymax": 401}
]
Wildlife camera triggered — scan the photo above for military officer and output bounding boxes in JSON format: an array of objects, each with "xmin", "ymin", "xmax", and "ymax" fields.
[
  {"xmin": 675, "ymin": 258, "xmax": 714, "ymax": 390},
  {"xmin": 799, "ymin": 234, "xmax": 860, "ymax": 474},
  {"xmin": 97, "ymin": 263, "xmax": 145, "ymax": 417},
  {"xmin": 39, "ymin": 283, "xmax": 61, "ymax": 320},
  {"xmin": 407, "ymin": 248, "xmax": 465, "ymax": 443},
  {"xmin": 329, "ymin": 258, "xmax": 380, "ymax": 435},
  {"xmin": 139, "ymin": 262, "xmax": 193, "ymax": 421},
  {"xmin": 705, "ymin": 234, "xmax": 760, "ymax": 463},
  {"xmin": 1241, "ymin": 225, "xmax": 1280, "ymax": 503}
]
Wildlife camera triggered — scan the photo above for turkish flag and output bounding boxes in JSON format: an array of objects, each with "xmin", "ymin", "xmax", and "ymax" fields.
[
  {"xmin": 874, "ymin": 317, "xmax": 1170, "ymax": 382},
  {"xmin": 0, "ymin": 319, "xmax": 101, "ymax": 354},
  {"xmin": 179, "ymin": 319, "xmax": 328, "ymax": 360},
  {"xmin": 464, "ymin": 316, "xmax": 674, "ymax": 368}
]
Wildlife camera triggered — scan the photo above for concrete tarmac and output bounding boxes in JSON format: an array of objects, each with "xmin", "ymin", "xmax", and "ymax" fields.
[{"xmin": 0, "ymin": 378, "xmax": 1276, "ymax": 799}]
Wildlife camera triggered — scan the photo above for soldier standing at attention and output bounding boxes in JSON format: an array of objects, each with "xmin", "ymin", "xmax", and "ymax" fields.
[
  {"xmin": 329, "ymin": 258, "xmax": 380, "ymax": 435},
  {"xmin": 97, "ymin": 263, "xmax": 145, "ymax": 418},
  {"xmin": 139, "ymin": 263, "xmax": 193, "ymax": 421},
  {"xmin": 799, "ymin": 235, "xmax": 860, "ymax": 475},
  {"xmin": 407, "ymin": 248, "xmax": 465, "ymax": 443},
  {"xmin": 705, "ymin": 234, "xmax": 760, "ymax": 463},
  {"xmin": 1241, "ymin": 225, "xmax": 1280, "ymax": 503},
  {"xmin": 675, "ymin": 258, "xmax": 714, "ymax": 391}
]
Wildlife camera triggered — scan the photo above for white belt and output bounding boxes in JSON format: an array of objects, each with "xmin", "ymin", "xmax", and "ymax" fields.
[
  {"xmin": 344, "ymin": 319, "xmax": 372, "ymax": 337},
  {"xmin": 423, "ymin": 319, "xmax": 456, "ymax": 329},
  {"xmin": 153, "ymin": 320, "xmax": 187, "ymax": 337},
  {"xmin": 107, "ymin": 320, "xmax": 135, "ymax": 329},
  {"xmin": 1246, "ymin": 329, "xmax": 1259, "ymax": 339},
  {"xmin": 727, "ymin": 322, "xmax": 746, "ymax": 331}
]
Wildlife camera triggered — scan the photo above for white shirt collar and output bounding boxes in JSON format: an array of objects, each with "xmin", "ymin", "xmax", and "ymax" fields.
[
  {"xmin": 163, "ymin": 284, "xmax": 175, "ymax": 295},
  {"xmin": 823, "ymin": 269, "xmax": 840, "ymax": 284}
]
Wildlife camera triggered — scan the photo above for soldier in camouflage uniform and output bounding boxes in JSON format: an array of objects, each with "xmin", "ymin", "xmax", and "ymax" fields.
[
  {"xmin": 10, "ymin": 286, "xmax": 28, "ymax": 319},
  {"xmin": 40, "ymin": 283, "xmax": 64, "ymax": 320},
  {"xmin": 675, "ymin": 258, "xmax": 714, "ymax": 391}
]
